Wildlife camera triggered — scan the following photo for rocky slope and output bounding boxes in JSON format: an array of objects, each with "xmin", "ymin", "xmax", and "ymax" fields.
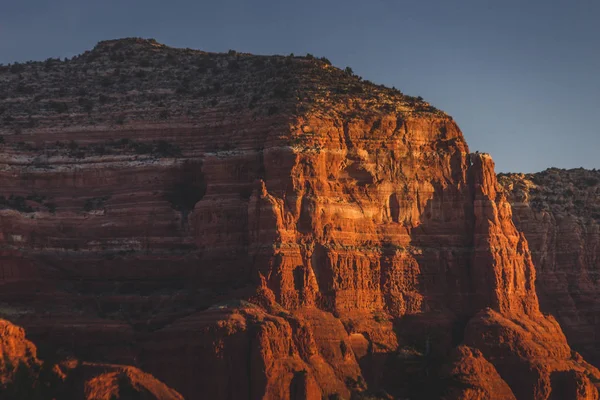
[
  {"xmin": 0, "ymin": 38, "xmax": 598, "ymax": 399},
  {"xmin": 500, "ymin": 168, "xmax": 600, "ymax": 368},
  {"xmin": 0, "ymin": 318, "xmax": 182, "ymax": 399}
]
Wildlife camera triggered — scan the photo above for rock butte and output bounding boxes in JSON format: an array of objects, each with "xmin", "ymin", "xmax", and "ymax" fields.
[{"xmin": 0, "ymin": 38, "xmax": 598, "ymax": 399}]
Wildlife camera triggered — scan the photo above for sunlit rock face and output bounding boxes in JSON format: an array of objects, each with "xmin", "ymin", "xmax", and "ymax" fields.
[{"xmin": 0, "ymin": 38, "xmax": 598, "ymax": 399}]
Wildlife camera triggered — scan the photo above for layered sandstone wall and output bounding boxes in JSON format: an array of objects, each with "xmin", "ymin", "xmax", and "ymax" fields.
[{"xmin": 0, "ymin": 38, "xmax": 598, "ymax": 399}]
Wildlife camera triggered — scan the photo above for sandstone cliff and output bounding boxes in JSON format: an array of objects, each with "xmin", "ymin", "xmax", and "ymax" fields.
[
  {"xmin": 501, "ymin": 168, "xmax": 600, "ymax": 369},
  {"xmin": 0, "ymin": 38, "xmax": 598, "ymax": 399}
]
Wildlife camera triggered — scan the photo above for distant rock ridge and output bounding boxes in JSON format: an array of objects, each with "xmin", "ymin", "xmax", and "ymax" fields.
[
  {"xmin": 501, "ymin": 168, "xmax": 600, "ymax": 368},
  {"xmin": 0, "ymin": 38, "xmax": 598, "ymax": 399},
  {"xmin": 93, "ymin": 37, "xmax": 166, "ymax": 50}
]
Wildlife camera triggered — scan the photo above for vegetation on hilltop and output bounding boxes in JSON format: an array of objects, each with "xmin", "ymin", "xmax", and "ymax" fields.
[
  {"xmin": 0, "ymin": 38, "xmax": 444, "ymax": 135},
  {"xmin": 499, "ymin": 168, "xmax": 600, "ymax": 219}
]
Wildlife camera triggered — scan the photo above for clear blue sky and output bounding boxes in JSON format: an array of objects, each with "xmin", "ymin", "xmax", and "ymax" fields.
[{"xmin": 1, "ymin": 0, "xmax": 598, "ymax": 173}]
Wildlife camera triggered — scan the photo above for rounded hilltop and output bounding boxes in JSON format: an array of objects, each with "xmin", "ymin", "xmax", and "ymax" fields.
[
  {"xmin": 0, "ymin": 37, "xmax": 446, "ymax": 134},
  {"xmin": 91, "ymin": 37, "xmax": 168, "ymax": 53}
]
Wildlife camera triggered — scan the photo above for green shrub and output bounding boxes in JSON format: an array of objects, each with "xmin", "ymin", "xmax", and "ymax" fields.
[
  {"xmin": 26, "ymin": 194, "xmax": 46, "ymax": 203},
  {"xmin": 0, "ymin": 195, "xmax": 33, "ymax": 212},
  {"xmin": 48, "ymin": 101, "xmax": 68, "ymax": 113},
  {"xmin": 228, "ymin": 60, "xmax": 240, "ymax": 70},
  {"xmin": 130, "ymin": 141, "xmax": 152, "ymax": 154},
  {"xmin": 273, "ymin": 84, "xmax": 289, "ymax": 99},
  {"xmin": 155, "ymin": 140, "xmax": 181, "ymax": 157},
  {"xmin": 584, "ymin": 177, "xmax": 599, "ymax": 187},
  {"xmin": 45, "ymin": 203, "xmax": 57, "ymax": 214},
  {"xmin": 9, "ymin": 63, "xmax": 25, "ymax": 74},
  {"xmin": 99, "ymin": 94, "xmax": 111, "ymax": 104},
  {"xmin": 165, "ymin": 53, "xmax": 178, "ymax": 65},
  {"xmin": 139, "ymin": 58, "xmax": 151, "ymax": 67},
  {"xmin": 78, "ymin": 98, "xmax": 94, "ymax": 113},
  {"xmin": 83, "ymin": 196, "xmax": 110, "ymax": 212},
  {"xmin": 99, "ymin": 76, "xmax": 113, "ymax": 87}
]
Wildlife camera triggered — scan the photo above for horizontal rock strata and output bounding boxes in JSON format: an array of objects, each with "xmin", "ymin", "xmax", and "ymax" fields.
[{"xmin": 0, "ymin": 38, "xmax": 598, "ymax": 399}]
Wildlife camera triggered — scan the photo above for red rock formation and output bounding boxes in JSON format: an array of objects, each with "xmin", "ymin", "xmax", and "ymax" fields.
[
  {"xmin": 501, "ymin": 169, "xmax": 600, "ymax": 367},
  {"xmin": 465, "ymin": 158, "xmax": 599, "ymax": 399},
  {"xmin": 470, "ymin": 154, "xmax": 539, "ymax": 315},
  {"xmin": 0, "ymin": 38, "xmax": 598, "ymax": 399},
  {"xmin": 0, "ymin": 319, "xmax": 40, "ymax": 386},
  {"xmin": 440, "ymin": 345, "xmax": 516, "ymax": 400},
  {"xmin": 464, "ymin": 309, "xmax": 599, "ymax": 400},
  {"xmin": 0, "ymin": 318, "xmax": 182, "ymax": 399},
  {"xmin": 80, "ymin": 363, "xmax": 184, "ymax": 400}
]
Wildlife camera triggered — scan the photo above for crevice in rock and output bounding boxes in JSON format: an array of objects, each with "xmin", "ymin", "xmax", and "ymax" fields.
[
  {"xmin": 389, "ymin": 194, "xmax": 400, "ymax": 223},
  {"xmin": 293, "ymin": 266, "xmax": 305, "ymax": 292},
  {"xmin": 165, "ymin": 160, "xmax": 207, "ymax": 226},
  {"xmin": 342, "ymin": 120, "xmax": 353, "ymax": 150}
]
